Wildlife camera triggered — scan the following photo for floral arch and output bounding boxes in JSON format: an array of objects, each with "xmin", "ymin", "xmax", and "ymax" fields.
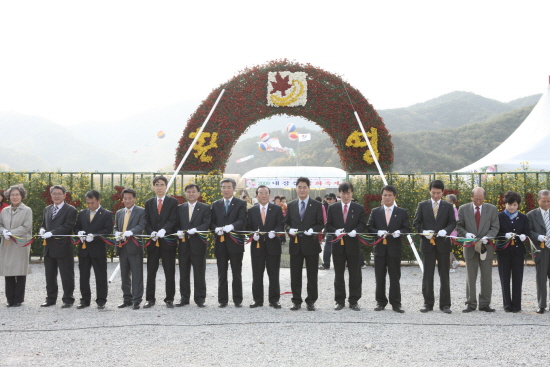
[{"xmin": 175, "ymin": 60, "xmax": 393, "ymax": 173}]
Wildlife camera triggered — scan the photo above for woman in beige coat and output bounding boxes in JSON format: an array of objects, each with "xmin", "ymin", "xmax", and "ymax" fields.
[{"xmin": 0, "ymin": 185, "xmax": 33, "ymax": 307}]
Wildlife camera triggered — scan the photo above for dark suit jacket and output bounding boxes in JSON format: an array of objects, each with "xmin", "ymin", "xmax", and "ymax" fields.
[
  {"xmin": 210, "ymin": 197, "xmax": 247, "ymax": 254},
  {"xmin": 114, "ymin": 205, "xmax": 146, "ymax": 256},
  {"xmin": 41, "ymin": 203, "xmax": 78, "ymax": 258},
  {"xmin": 74, "ymin": 207, "xmax": 113, "ymax": 258},
  {"xmin": 176, "ymin": 201, "xmax": 211, "ymax": 256},
  {"xmin": 285, "ymin": 198, "xmax": 324, "ymax": 256},
  {"xmin": 496, "ymin": 211, "xmax": 529, "ymax": 256},
  {"xmin": 145, "ymin": 196, "xmax": 178, "ymax": 251},
  {"xmin": 325, "ymin": 201, "xmax": 366, "ymax": 256},
  {"xmin": 367, "ymin": 205, "xmax": 410, "ymax": 258},
  {"xmin": 413, "ymin": 199, "xmax": 456, "ymax": 254},
  {"xmin": 247, "ymin": 203, "xmax": 285, "ymax": 257}
]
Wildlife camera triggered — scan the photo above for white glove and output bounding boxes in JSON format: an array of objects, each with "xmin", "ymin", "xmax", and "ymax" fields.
[
  {"xmin": 216, "ymin": 230, "xmax": 224, "ymax": 236},
  {"xmin": 422, "ymin": 230, "xmax": 433, "ymax": 240},
  {"xmin": 538, "ymin": 235, "xmax": 547, "ymax": 243},
  {"xmin": 437, "ymin": 230, "xmax": 447, "ymax": 238},
  {"xmin": 43, "ymin": 232, "xmax": 52, "ymax": 239},
  {"xmin": 519, "ymin": 234, "xmax": 527, "ymax": 242},
  {"xmin": 335, "ymin": 229, "xmax": 342, "ymax": 237},
  {"xmin": 187, "ymin": 228, "xmax": 197, "ymax": 235},
  {"xmin": 268, "ymin": 231, "xmax": 276, "ymax": 239},
  {"xmin": 157, "ymin": 229, "xmax": 166, "ymax": 238},
  {"xmin": 223, "ymin": 225, "xmax": 234, "ymax": 233},
  {"xmin": 86, "ymin": 234, "xmax": 94, "ymax": 242},
  {"xmin": 348, "ymin": 230, "xmax": 357, "ymax": 238},
  {"xmin": 150, "ymin": 231, "xmax": 158, "ymax": 239},
  {"xmin": 3, "ymin": 231, "xmax": 10, "ymax": 240},
  {"xmin": 253, "ymin": 232, "xmax": 260, "ymax": 241},
  {"xmin": 123, "ymin": 231, "xmax": 133, "ymax": 238},
  {"xmin": 392, "ymin": 230, "xmax": 401, "ymax": 238},
  {"xmin": 377, "ymin": 230, "xmax": 388, "ymax": 237},
  {"xmin": 304, "ymin": 228, "xmax": 314, "ymax": 236},
  {"xmin": 176, "ymin": 230, "xmax": 184, "ymax": 239},
  {"xmin": 77, "ymin": 231, "xmax": 86, "ymax": 237},
  {"xmin": 505, "ymin": 232, "xmax": 513, "ymax": 239},
  {"xmin": 481, "ymin": 236, "xmax": 488, "ymax": 245},
  {"xmin": 289, "ymin": 228, "xmax": 298, "ymax": 236},
  {"xmin": 465, "ymin": 233, "xmax": 476, "ymax": 239},
  {"xmin": 39, "ymin": 228, "xmax": 46, "ymax": 236},
  {"xmin": 114, "ymin": 231, "xmax": 122, "ymax": 241}
]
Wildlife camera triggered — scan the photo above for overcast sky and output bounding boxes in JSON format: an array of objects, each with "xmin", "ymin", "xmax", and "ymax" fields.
[{"xmin": 1, "ymin": 0, "xmax": 549, "ymax": 126}]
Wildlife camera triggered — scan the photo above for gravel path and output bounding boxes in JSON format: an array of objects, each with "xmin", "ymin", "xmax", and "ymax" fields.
[{"xmin": 1, "ymin": 245, "xmax": 549, "ymax": 366}]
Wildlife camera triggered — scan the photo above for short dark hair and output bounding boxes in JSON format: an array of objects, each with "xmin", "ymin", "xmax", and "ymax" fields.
[
  {"xmin": 503, "ymin": 191, "xmax": 522, "ymax": 205},
  {"xmin": 274, "ymin": 195, "xmax": 281, "ymax": 201},
  {"xmin": 220, "ymin": 178, "xmax": 236, "ymax": 189},
  {"xmin": 429, "ymin": 180, "xmax": 445, "ymax": 191},
  {"xmin": 50, "ymin": 185, "xmax": 67, "ymax": 194},
  {"xmin": 380, "ymin": 185, "xmax": 397, "ymax": 196},
  {"xmin": 326, "ymin": 193, "xmax": 337, "ymax": 200},
  {"xmin": 122, "ymin": 188, "xmax": 137, "ymax": 198},
  {"xmin": 315, "ymin": 196, "xmax": 322, "ymax": 202},
  {"xmin": 338, "ymin": 182, "xmax": 353, "ymax": 193},
  {"xmin": 85, "ymin": 190, "xmax": 100, "ymax": 201},
  {"xmin": 6, "ymin": 184, "xmax": 27, "ymax": 200},
  {"xmin": 185, "ymin": 183, "xmax": 200, "ymax": 192},
  {"xmin": 296, "ymin": 177, "xmax": 310, "ymax": 187},
  {"xmin": 152, "ymin": 175, "xmax": 168, "ymax": 186},
  {"xmin": 256, "ymin": 185, "xmax": 270, "ymax": 195},
  {"xmin": 280, "ymin": 196, "xmax": 286, "ymax": 200}
]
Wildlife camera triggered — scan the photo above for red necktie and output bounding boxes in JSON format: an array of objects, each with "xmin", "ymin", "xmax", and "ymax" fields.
[
  {"xmin": 343, "ymin": 204, "xmax": 348, "ymax": 224},
  {"xmin": 158, "ymin": 198, "xmax": 163, "ymax": 214},
  {"xmin": 475, "ymin": 206, "xmax": 480, "ymax": 229}
]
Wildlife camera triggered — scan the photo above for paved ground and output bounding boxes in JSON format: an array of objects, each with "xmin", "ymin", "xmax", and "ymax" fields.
[{"xmin": 1, "ymin": 245, "xmax": 549, "ymax": 366}]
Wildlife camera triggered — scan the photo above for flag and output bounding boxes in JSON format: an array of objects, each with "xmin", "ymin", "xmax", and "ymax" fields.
[
  {"xmin": 236, "ymin": 155, "xmax": 254, "ymax": 163},
  {"xmin": 298, "ymin": 134, "xmax": 311, "ymax": 142}
]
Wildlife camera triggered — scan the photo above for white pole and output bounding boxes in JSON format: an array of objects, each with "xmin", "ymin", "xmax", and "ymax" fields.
[
  {"xmin": 109, "ymin": 89, "xmax": 226, "ymax": 284},
  {"xmin": 353, "ymin": 111, "xmax": 424, "ymax": 272}
]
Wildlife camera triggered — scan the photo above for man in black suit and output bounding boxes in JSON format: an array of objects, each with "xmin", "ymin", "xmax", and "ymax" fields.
[
  {"xmin": 326, "ymin": 182, "xmax": 366, "ymax": 311},
  {"xmin": 210, "ymin": 178, "xmax": 247, "ymax": 308},
  {"xmin": 247, "ymin": 185, "xmax": 285, "ymax": 309},
  {"xmin": 367, "ymin": 185, "xmax": 410, "ymax": 313},
  {"xmin": 413, "ymin": 180, "xmax": 456, "ymax": 314},
  {"xmin": 40, "ymin": 185, "xmax": 78, "ymax": 308},
  {"xmin": 285, "ymin": 177, "xmax": 324, "ymax": 311},
  {"xmin": 144, "ymin": 175, "xmax": 178, "ymax": 308},
  {"xmin": 74, "ymin": 190, "xmax": 113, "ymax": 309},
  {"xmin": 175, "ymin": 183, "xmax": 211, "ymax": 308},
  {"xmin": 114, "ymin": 188, "xmax": 146, "ymax": 310}
]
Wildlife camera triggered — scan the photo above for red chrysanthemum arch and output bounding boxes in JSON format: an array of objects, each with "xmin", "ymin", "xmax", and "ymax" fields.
[{"xmin": 175, "ymin": 60, "xmax": 393, "ymax": 173}]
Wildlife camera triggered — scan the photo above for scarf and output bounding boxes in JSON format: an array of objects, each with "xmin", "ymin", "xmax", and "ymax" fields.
[{"xmin": 504, "ymin": 209, "xmax": 519, "ymax": 220}]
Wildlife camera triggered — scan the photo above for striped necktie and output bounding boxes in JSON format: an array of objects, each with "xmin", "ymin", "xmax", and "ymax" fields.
[
  {"xmin": 544, "ymin": 210, "xmax": 550, "ymax": 238},
  {"xmin": 52, "ymin": 205, "xmax": 59, "ymax": 219},
  {"xmin": 122, "ymin": 209, "xmax": 131, "ymax": 232}
]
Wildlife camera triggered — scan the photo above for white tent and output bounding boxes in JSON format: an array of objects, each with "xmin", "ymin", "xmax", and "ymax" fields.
[{"xmin": 457, "ymin": 78, "xmax": 550, "ymax": 172}]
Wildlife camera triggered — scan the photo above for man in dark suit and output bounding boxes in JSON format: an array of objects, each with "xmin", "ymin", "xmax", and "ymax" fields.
[
  {"xmin": 413, "ymin": 180, "xmax": 456, "ymax": 314},
  {"xmin": 247, "ymin": 185, "xmax": 285, "ymax": 309},
  {"xmin": 527, "ymin": 189, "xmax": 550, "ymax": 314},
  {"xmin": 74, "ymin": 190, "xmax": 113, "ymax": 309},
  {"xmin": 367, "ymin": 185, "xmax": 410, "ymax": 313},
  {"xmin": 456, "ymin": 187, "xmax": 500, "ymax": 313},
  {"xmin": 114, "ymin": 188, "xmax": 146, "ymax": 310},
  {"xmin": 285, "ymin": 177, "xmax": 324, "ymax": 311},
  {"xmin": 175, "ymin": 183, "xmax": 211, "ymax": 308},
  {"xmin": 144, "ymin": 175, "xmax": 178, "ymax": 308},
  {"xmin": 326, "ymin": 182, "xmax": 366, "ymax": 311},
  {"xmin": 210, "ymin": 178, "xmax": 247, "ymax": 308},
  {"xmin": 40, "ymin": 185, "xmax": 78, "ymax": 308}
]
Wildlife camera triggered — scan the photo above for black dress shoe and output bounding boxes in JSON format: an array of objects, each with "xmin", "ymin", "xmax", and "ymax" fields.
[
  {"xmin": 393, "ymin": 306, "xmax": 405, "ymax": 313},
  {"xmin": 479, "ymin": 305, "xmax": 495, "ymax": 312},
  {"xmin": 196, "ymin": 302, "xmax": 205, "ymax": 308},
  {"xmin": 536, "ymin": 307, "xmax": 545, "ymax": 314},
  {"xmin": 6, "ymin": 304, "xmax": 13, "ymax": 307},
  {"xmin": 132, "ymin": 303, "xmax": 140, "ymax": 310},
  {"xmin": 306, "ymin": 303, "xmax": 315, "ymax": 311},
  {"xmin": 462, "ymin": 305, "xmax": 476, "ymax": 313},
  {"xmin": 290, "ymin": 303, "xmax": 301, "ymax": 311},
  {"xmin": 218, "ymin": 303, "xmax": 228, "ymax": 308},
  {"xmin": 41, "ymin": 302, "xmax": 55, "ymax": 307},
  {"xmin": 118, "ymin": 302, "xmax": 132, "ymax": 308},
  {"xmin": 143, "ymin": 301, "xmax": 155, "ymax": 309},
  {"xmin": 349, "ymin": 304, "xmax": 360, "ymax": 311},
  {"xmin": 175, "ymin": 301, "xmax": 190, "ymax": 307},
  {"xmin": 441, "ymin": 306, "xmax": 452, "ymax": 314},
  {"xmin": 166, "ymin": 301, "xmax": 174, "ymax": 308},
  {"xmin": 235, "ymin": 303, "xmax": 242, "ymax": 308},
  {"xmin": 76, "ymin": 303, "xmax": 89, "ymax": 309},
  {"xmin": 512, "ymin": 309, "xmax": 521, "ymax": 313},
  {"xmin": 504, "ymin": 308, "xmax": 512, "ymax": 313},
  {"xmin": 269, "ymin": 302, "xmax": 282, "ymax": 309},
  {"xmin": 12, "ymin": 303, "xmax": 22, "ymax": 307},
  {"xmin": 97, "ymin": 305, "xmax": 105, "ymax": 310},
  {"xmin": 420, "ymin": 305, "xmax": 433, "ymax": 313},
  {"xmin": 249, "ymin": 302, "xmax": 263, "ymax": 308},
  {"xmin": 374, "ymin": 305, "xmax": 385, "ymax": 311},
  {"xmin": 62, "ymin": 303, "xmax": 73, "ymax": 308},
  {"xmin": 334, "ymin": 303, "xmax": 345, "ymax": 311}
]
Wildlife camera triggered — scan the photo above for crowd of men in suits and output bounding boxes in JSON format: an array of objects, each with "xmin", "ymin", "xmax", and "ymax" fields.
[{"xmin": 26, "ymin": 176, "xmax": 550, "ymax": 314}]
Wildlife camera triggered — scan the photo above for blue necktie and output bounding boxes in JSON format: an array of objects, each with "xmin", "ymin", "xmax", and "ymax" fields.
[
  {"xmin": 225, "ymin": 200, "xmax": 230, "ymax": 214},
  {"xmin": 300, "ymin": 201, "xmax": 305, "ymax": 221}
]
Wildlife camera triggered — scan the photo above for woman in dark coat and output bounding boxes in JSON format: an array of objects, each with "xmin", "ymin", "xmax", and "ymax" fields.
[{"xmin": 497, "ymin": 191, "xmax": 530, "ymax": 313}]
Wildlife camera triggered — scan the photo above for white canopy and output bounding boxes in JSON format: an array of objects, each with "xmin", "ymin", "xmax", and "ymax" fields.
[{"xmin": 457, "ymin": 79, "xmax": 550, "ymax": 172}]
